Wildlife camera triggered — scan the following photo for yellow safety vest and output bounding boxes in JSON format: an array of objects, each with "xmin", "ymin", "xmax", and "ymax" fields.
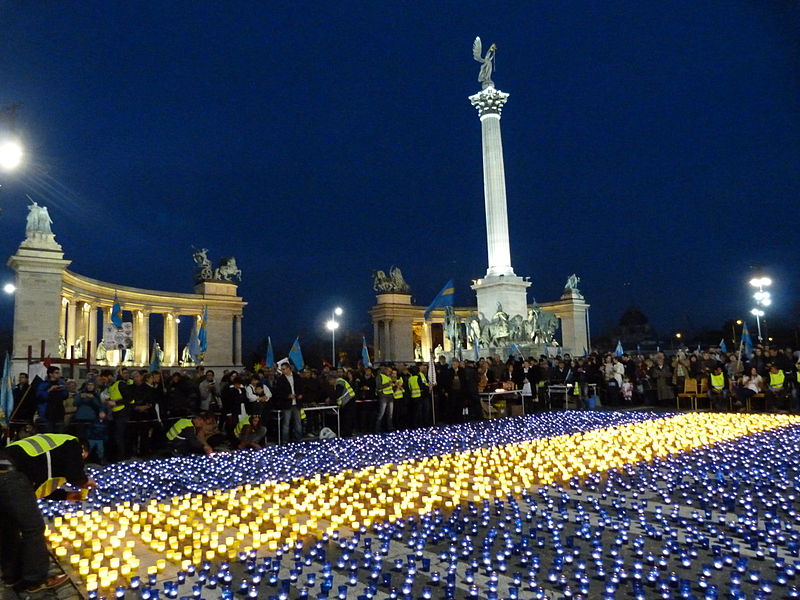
[
  {"xmin": 378, "ymin": 373, "xmax": 393, "ymax": 396},
  {"xmin": 108, "ymin": 379, "xmax": 132, "ymax": 412},
  {"xmin": 234, "ymin": 417, "xmax": 251, "ymax": 437},
  {"xmin": 166, "ymin": 418, "xmax": 194, "ymax": 441},
  {"xmin": 710, "ymin": 373, "xmax": 725, "ymax": 391},
  {"xmin": 408, "ymin": 374, "xmax": 422, "ymax": 398},
  {"xmin": 393, "ymin": 378, "xmax": 405, "ymax": 400},
  {"xmin": 769, "ymin": 370, "xmax": 785, "ymax": 390},
  {"xmin": 7, "ymin": 434, "xmax": 75, "ymax": 498},
  {"xmin": 336, "ymin": 378, "xmax": 355, "ymax": 406}
]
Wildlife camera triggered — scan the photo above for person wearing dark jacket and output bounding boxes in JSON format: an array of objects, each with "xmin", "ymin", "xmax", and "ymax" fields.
[
  {"xmin": 272, "ymin": 363, "xmax": 304, "ymax": 443},
  {"xmin": 220, "ymin": 374, "xmax": 247, "ymax": 439},
  {"xmin": 5, "ymin": 433, "xmax": 96, "ymax": 500},
  {"xmin": 165, "ymin": 413, "xmax": 217, "ymax": 455},
  {"xmin": 36, "ymin": 366, "xmax": 68, "ymax": 433},
  {"xmin": 127, "ymin": 370, "xmax": 155, "ymax": 456},
  {"xmin": 0, "ymin": 437, "xmax": 79, "ymax": 593}
]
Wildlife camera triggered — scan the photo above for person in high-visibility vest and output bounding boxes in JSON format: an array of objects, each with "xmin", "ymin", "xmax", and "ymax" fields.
[
  {"xmin": 328, "ymin": 374, "xmax": 356, "ymax": 437},
  {"xmin": 766, "ymin": 364, "xmax": 788, "ymax": 412},
  {"xmin": 406, "ymin": 364, "xmax": 430, "ymax": 427},
  {"xmin": 5, "ymin": 432, "xmax": 96, "ymax": 500},
  {"xmin": 0, "ymin": 442, "xmax": 73, "ymax": 593},
  {"xmin": 375, "ymin": 363, "xmax": 395, "ymax": 433},
  {"xmin": 165, "ymin": 413, "xmax": 217, "ymax": 455},
  {"xmin": 706, "ymin": 365, "xmax": 729, "ymax": 411},
  {"xmin": 106, "ymin": 368, "xmax": 133, "ymax": 460},
  {"xmin": 235, "ymin": 414, "xmax": 267, "ymax": 450}
]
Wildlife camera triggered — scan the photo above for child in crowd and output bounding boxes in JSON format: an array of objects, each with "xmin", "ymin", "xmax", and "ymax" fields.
[
  {"xmin": 86, "ymin": 410, "xmax": 109, "ymax": 463},
  {"xmin": 621, "ymin": 376, "xmax": 634, "ymax": 404}
]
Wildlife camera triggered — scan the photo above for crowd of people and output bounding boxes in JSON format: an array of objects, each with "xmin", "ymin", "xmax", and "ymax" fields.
[{"xmin": 5, "ymin": 344, "xmax": 798, "ymax": 462}]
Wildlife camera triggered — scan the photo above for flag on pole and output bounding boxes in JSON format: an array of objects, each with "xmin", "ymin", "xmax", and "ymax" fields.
[
  {"xmin": 149, "ymin": 340, "xmax": 162, "ymax": 372},
  {"xmin": 428, "ymin": 348, "xmax": 437, "ymax": 387},
  {"xmin": 424, "ymin": 279, "xmax": 455, "ymax": 321},
  {"xmin": 614, "ymin": 340, "xmax": 624, "ymax": 357},
  {"xmin": 111, "ymin": 291, "xmax": 123, "ymax": 328},
  {"xmin": 198, "ymin": 306, "xmax": 208, "ymax": 353},
  {"xmin": 509, "ymin": 342, "xmax": 524, "ymax": 359},
  {"xmin": 361, "ymin": 337, "xmax": 372, "ymax": 368},
  {"xmin": 289, "ymin": 337, "xmax": 304, "ymax": 371},
  {"xmin": 741, "ymin": 322, "xmax": 754, "ymax": 358},
  {"xmin": 265, "ymin": 336, "xmax": 275, "ymax": 369},
  {"xmin": 187, "ymin": 320, "xmax": 201, "ymax": 364},
  {"xmin": 0, "ymin": 352, "xmax": 12, "ymax": 425},
  {"xmin": 719, "ymin": 339, "xmax": 728, "ymax": 353}
]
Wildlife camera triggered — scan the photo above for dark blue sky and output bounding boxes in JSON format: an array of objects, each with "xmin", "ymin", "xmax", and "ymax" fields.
[{"xmin": 0, "ymin": 1, "xmax": 798, "ymax": 353}]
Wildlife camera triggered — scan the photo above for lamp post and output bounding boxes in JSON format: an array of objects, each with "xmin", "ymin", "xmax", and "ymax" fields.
[
  {"xmin": 749, "ymin": 277, "xmax": 772, "ymax": 343},
  {"xmin": 750, "ymin": 308, "xmax": 764, "ymax": 343},
  {"xmin": 326, "ymin": 307, "xmax": 343, "ymax": 368}
]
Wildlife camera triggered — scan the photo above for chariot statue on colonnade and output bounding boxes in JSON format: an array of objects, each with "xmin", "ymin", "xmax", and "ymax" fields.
[{"xmin": 192, "ymin": 247, "xmax": 242, "ymax": 283}]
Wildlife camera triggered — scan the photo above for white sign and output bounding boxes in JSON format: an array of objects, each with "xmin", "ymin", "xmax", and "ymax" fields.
[{"xmin": 103, "ymin": 322, "xmax": 133, "ymax": 351}]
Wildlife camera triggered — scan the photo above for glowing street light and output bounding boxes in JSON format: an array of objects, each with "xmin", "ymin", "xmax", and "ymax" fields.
[
  {"xmin": 326, "ymin": 307, "xmax": 343, "ymax": 367},
  {"xmin": 3, "ymin": 282, "xmax": 15, "ymax": 294},
  {"xmin": 0, "ymin": 139, "xmax": 22, "ymax": 171},
  {"xmin": 749, "ymin": 276, "xmax": 772, "ymax": 342}
]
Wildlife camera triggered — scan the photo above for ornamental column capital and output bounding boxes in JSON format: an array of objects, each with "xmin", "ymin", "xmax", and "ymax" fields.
[{"xmin": 468, "ymin": 86, "xmax": 510, "ymax": 118}]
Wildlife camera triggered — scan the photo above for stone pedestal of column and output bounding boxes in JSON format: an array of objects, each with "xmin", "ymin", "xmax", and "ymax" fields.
[{"xmin": 7, "ymin": 238, "xmax": 70, "ymax": 367}]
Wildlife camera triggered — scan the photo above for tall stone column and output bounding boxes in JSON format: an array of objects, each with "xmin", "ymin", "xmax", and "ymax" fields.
[
  {"xmin": 372, "ymin": 321, "xmax": 379, "ymax": 361},
  {"xmin": 233, "ymin": 315, "xmax": 242, "ymax": 366},
  {"xmin": 469, "ymin": 85, "xmax": 530, "ymax": 320},
  {"xmin": 135, "ymin": 310, "xmax": 150, "ymax": 365},
  {"xmin": 87, "ymin": 304, "xmax": 97, "ymax": 360},
  {"xmin": 59, "ymin": 298, "xmax": 67, "ymax": 344},
  {"xmin": 164, "ymin": 313, "xmax": 178, "ymax": 366},
  {"xmin": 66, "ymin": 300, "xmax": 77, "ymax": 354}
]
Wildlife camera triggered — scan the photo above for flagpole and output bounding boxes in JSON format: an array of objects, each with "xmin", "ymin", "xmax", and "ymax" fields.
[{"xmin": 425, "ymin": 320, "xmax": 437, "ymax": 426}]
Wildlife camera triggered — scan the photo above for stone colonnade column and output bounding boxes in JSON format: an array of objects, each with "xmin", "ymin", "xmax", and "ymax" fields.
[
  {"xmin": 66, "ymin": 300, "xmax": 77, "ymax": 353},
  {"xmin": 164, "ymin": 313, "xmax": 178, "ymax": 366},
  {"xmin": 233, "ymin": 315, "xmax": 242, "ymax": 366},
  {"xmin": 135, "ymin": 310, "xmax": 150, "ymax": 365},
  {"xmin": 87, "ymin": 304, "xmax": 97, "ymax": 359}
]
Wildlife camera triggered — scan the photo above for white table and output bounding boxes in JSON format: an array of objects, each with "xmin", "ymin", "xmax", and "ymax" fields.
[
  {"xmin": 480, "ymin": 389, "xmax": 525, "ymax": 418},
  {"xmin": 273, "ymin": 404, "xmax": 341, "ymax": 444}
]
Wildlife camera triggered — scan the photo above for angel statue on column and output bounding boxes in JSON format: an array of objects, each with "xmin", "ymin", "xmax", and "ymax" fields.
[{"xmin": 473, "ymin": 37, "xmax": 497, "ymax": 89}]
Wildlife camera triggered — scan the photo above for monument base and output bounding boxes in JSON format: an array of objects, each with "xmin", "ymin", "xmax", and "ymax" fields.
[{"xmin": 471, "ymin": 274, "xmax": 531, "ymax": 320}]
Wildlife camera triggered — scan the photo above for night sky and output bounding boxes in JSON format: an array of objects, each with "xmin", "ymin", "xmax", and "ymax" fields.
[{"xmin": 0, "ymin": 1, "xmax": 798, "ymax": 355}]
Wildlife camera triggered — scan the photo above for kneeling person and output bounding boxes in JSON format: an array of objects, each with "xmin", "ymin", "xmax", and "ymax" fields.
[{"xmin": 166, "ymin": 413, "xmax": 217, "ymax": 455}]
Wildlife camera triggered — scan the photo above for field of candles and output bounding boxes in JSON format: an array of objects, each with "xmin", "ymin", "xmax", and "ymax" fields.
[{"xmin": 40, "ymin": 411, "xmax": 800, "ymax": 599}]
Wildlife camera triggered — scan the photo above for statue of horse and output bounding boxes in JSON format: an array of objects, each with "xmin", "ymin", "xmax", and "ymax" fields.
[{"xmin": 214, "ymin": 257, "xmax": 242, "ymax": 281}]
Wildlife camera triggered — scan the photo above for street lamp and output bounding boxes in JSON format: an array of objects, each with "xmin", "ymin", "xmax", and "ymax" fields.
[
  {"xmin": 750, "ymin": 308, "xmax": 765, "ymax": 342},
  {"xmin": 326, "ymin": 307, "xmax": 343, "ymax": 367},
  {"xmin": 3, "ymin": 283, "xmax": 15, "ymax": 294},
  {"xmin": 0, "ymin": 139, "xmax": 22, "ymax": 172},
  {"xmin": 749, "ymin": 276, "xmax": 772, "ymax": 342}
]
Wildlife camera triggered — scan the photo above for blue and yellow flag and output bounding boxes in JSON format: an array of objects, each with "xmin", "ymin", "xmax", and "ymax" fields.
[
  {"xmin": 289, "ymin": 337, "xmax": 304, "ymax": 371},
  {"xmin": 111, "ymin": 292, "xmax": 123, "ymax": 328},
  {"xmin": 741, "ymin": 322, "xmax": 754, "ymax": 358},
  {"xmin": 424, "ymin": 279, "xmax": 455, "ymax": 321},
  {"xmin": 361, "ymin": 337, "xmax": 372, "ymax": 368},
  {"xmin": 149, "ymin": 340, "xmax": 161, "ymax": 373},
  {"xmin": 0, "ymin": 352, "xmax": 12, "ymax": 425},
  {"xmin": 265, "ymin": 336, "xmax": 275, "ymax": 369},
  {"xmin": 614, "ymin": 340, "xmax": 624, "ymax": 357},
  {"xmin": 198, "ymin": 306, "xmax": 208, "ymax": 353}
]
